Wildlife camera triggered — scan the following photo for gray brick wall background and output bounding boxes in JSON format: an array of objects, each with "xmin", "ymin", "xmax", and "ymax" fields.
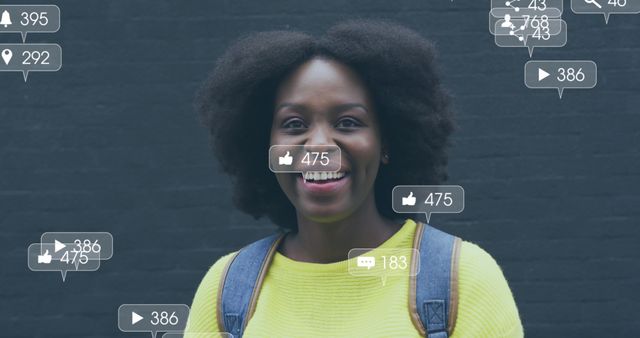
[{"xmin": 1, "ymin": 1, "xmax": 638, "ymax": 337}]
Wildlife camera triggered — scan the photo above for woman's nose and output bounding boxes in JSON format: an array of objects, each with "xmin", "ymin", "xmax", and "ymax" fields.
[{"xmin": 306, "ymin": 125, "xmax": 335, "ymax": 146}]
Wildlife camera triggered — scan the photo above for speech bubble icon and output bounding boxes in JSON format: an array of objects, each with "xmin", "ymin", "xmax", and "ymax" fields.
[
  {"xmin": 571, "ymin": 0, "xmax": 640, "ymax": 24},
  {"xmin": 525, "ymin": 60, "xmax": 598, "ymax": 98},
  {"xmin": 118, "ymin": 304, "xmax": 190, "ymax": 338},
  {"xmin": 269, "ymin": 145, "xmax": 341, "ymax": 175},
  {"xmin": 0, "ymin": 5, "xmax": 61, "ymax": 42},
  {"xmin": 28, "ymin": 243, "xmax": 101, "ymax": 282},
  {"xmin": 357, "ymin": 256, "xmax": 376, "ymax": 270},
  {"xmin": 392, "ymin": 185, "xmax": 464, "ymax": 223}
]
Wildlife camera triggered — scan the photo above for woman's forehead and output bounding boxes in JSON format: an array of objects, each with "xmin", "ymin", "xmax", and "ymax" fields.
[{"xmin": 275, "ymin": 58, "xmax": 371, "ymax": 104}]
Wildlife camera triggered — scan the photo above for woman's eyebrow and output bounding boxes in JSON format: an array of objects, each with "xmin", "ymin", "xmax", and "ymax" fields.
[
  {"xmin": 331, "ymin": 103, "xmax": 369, "ymax": 114},
  {"xmin": 274, "ymin": 103, "xmax": 369, "ymax": 114},
  {"xmin": 274, "ymin": 103, "xmax": 307, "ymax": 114}
]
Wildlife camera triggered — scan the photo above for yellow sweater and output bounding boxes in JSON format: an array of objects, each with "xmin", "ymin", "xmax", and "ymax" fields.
[{"xmin": 185, "ymin": 219, "xmax": 524, "ymax": 337}]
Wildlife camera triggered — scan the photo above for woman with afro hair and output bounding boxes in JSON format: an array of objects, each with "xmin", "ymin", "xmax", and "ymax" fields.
[{"xmin": 185, "ymin": 20, "xmax": 523, "ymax": 338}]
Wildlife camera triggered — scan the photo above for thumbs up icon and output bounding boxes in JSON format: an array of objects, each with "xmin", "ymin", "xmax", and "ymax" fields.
[
  {"xmin": 279, "ymin": 151, "xmax": 293, "ymax": 165},
  {"xmin": 38, "ymin": 250, "xmax": 52, "ymax": 264},
  {"xmin": 402, "ymin": 192, "xmax": 416, "ymax": 206}
]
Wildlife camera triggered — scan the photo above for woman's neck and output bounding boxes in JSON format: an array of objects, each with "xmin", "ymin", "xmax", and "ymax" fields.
[{"xmin": 280, "ymin": 196, "xmax": 402, "ymax": 263}]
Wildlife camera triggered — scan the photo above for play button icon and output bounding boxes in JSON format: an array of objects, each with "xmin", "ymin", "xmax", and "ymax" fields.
[
  {"xmin": 131, "ymin": 312, "xmax": 144, "ymax": 325},
  {"xmin": 118, "ymin": 304, "xmax": 190, "ymax": 334},
  {"xmin": 54, "ymin": 240, "xmax": 66, "ymax": 253},
  {"xmin": 538, "ymin": 68, "xmax": 550, "ymax": 81}
]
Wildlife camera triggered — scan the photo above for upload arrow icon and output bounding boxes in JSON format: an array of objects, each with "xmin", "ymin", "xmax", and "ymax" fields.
[
  {"xmin": 538, "ymin": 68, "xmax": 550, "ymax": 81},
  {"xmin": 131, "ymin": 312, "xmax": 144, "ymax": 325}
]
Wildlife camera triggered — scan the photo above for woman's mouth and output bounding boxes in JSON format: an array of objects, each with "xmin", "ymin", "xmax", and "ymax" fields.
[
  {"xmin": 303, "ymin": 171, "xmax": 347, "ymax": 182},
  {"xmin": 298, "ymin": 171, "xmax": 350, "ymax": 194}
]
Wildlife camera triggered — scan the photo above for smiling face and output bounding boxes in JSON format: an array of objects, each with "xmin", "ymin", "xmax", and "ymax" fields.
[{"xmin": 270, "ymin": 57, "xmax": 387, "ymax": 224}]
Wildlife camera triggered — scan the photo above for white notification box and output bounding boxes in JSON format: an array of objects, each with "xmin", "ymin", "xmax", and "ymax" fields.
[
  {"xmin": 27, "ymin": 242, "xmax": 100, "ymax": 282},
  {"xmin": 348, "ymin": 248, "xmax": 420, "ymax": 286},
  {"xmin": 571, "ymin": 0, "xmax": 640, "ymax": 24},
  {"xmin": 494, "ymin": 19, "xmax": 567, "ymax": 57},
  {"xmin": 0, "ymin": 43, "xmax": 61, "ymax": 81},
  {"xmin": 392, "ymin": 185, "xmax": 465, "ymax": 223},
  {"xmin": 118, "ymin": 304, "xmax": 190, "ymax": 338},
  {"xmin": 0, "ymin": 5, "xmax": 61, "ymax": 42},
  {"xmin": 489, "ymin": 4, "xmax": 563, "ymax": 35},
  {"xmin": 490, "ymin": 0, "xmax": 563, "ymax": 19},
  {"xmin": 41, "ymin": 232, "xmax": 113, "ymax": 260},
  {"xmin": 524, "ymin": 60, "xmax": 598, "ymax": 98},
  {"xmin": 269, "ymin": 145, "xmax": 341, "ymax": 174},
  {"xmin": 493, "ymin": 18, "xmax": 564, "ymax": 39},
  {"xmin": 162, "ymin": 333, "xmax": 233, "ymax": 338}
]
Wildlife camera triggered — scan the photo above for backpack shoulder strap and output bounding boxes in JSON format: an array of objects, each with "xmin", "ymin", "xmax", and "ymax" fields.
[
  {"xmin": 217, "ymin": 233, "xmax": 285, "ymax": 337},
  {"xmin": 410, "ymin": 222, "xmax": 462, "ymax": 338}
]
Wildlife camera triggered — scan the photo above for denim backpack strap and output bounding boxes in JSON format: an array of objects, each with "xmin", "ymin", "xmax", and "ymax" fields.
[
  {"xmin": 410, "ymin": 222, "xmax": 462, "ymax": 338},
  {"xmin": 217, "ymin": 233, "xmax": 285, "ymax": 338}
]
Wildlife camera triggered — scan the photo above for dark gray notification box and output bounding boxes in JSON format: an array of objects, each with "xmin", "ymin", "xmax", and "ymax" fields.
[{"xmin": 0, "ymin": 5, "xmax": 60, "ymax": 41}]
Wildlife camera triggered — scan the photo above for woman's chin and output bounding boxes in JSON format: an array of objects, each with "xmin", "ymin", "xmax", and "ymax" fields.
[{"xmin": 299, "ymin": 205, "xmax": 352, "ymax": 224}]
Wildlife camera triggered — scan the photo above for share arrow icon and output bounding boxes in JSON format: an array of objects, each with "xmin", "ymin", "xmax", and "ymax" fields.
[{"xmin": 538, "ymin": 68, "xmax": 550, "ymax": 81}]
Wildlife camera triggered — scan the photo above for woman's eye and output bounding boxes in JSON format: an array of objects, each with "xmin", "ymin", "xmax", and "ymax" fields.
[
  {"xmin": 282, "ymin": 119, "xmax": 306, "ymax": 129},
  {"xmin": 336, "ymin": 118, "xmax": 361, "ymax": 129}
]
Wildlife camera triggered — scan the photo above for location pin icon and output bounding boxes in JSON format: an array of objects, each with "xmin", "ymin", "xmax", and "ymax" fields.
[{"xmin": 1, "ymin": 49, "xmax": 12, "ymax": 65}]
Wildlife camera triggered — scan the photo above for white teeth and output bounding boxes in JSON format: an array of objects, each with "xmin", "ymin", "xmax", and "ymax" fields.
[{"xmin": 303, "ymin": 171, "xmax": 346, "ymax": 181}]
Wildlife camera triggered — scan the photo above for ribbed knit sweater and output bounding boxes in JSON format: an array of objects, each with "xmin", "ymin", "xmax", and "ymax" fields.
[{"xmin": 185, "ymin": 219, "xmax": 524, "ymax": 337}]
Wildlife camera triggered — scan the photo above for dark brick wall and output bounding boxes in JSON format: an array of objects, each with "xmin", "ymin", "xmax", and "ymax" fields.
[{"xmin": 1, "ymin": 1, "xmax": 638, "ymax": 337}]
